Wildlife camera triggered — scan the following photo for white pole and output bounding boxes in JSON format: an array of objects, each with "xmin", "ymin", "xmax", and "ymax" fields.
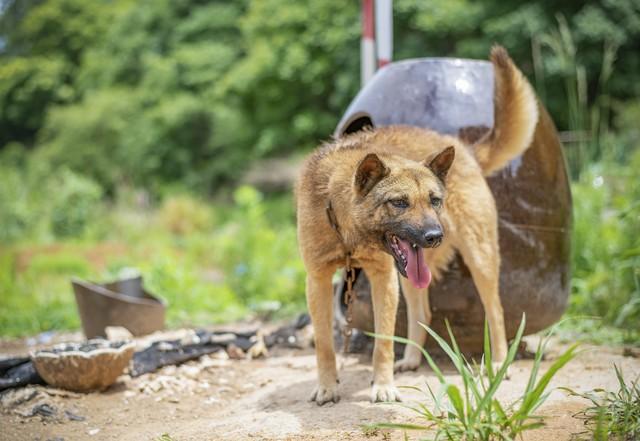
[
  {"xmin": 375, "ymin": 0, "xmax": 393, "ymax": 68},
  {"xmin": 361, "ymin": 0, "xmax": 376, "ymax": 86}
]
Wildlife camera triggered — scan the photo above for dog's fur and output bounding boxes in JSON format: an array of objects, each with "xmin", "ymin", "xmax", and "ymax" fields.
[{"xmin": 295, "ymin": 46, "xmax": 539, "ymax": 405}]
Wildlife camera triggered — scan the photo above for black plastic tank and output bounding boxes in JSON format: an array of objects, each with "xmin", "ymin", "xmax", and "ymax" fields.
[{"xmin": 333, "ymin": 58, "xmax": 572, "ymax": 350}]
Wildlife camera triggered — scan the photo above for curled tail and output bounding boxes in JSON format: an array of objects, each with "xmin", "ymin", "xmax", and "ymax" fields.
[{"xmin": 473, "ymin": 45, "xmax": 539, "ymax": 176}]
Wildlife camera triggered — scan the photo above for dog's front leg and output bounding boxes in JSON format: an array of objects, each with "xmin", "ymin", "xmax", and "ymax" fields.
[
  {"xmin": 365, "ymin": 260, "xmax": 401, "ymax": 402},
  {"xmin": 395, "ymin": 276, "xmax": 431, "ymax": 372},
  {"xmin": 306, "ymin": 269, "xmax": 340, "ymax": 405}
]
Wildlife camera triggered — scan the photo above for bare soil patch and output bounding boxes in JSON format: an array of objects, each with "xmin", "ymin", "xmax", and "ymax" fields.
[{"xmin": 1, "ymin": 333, "xmax": 639, "ymax": 441}]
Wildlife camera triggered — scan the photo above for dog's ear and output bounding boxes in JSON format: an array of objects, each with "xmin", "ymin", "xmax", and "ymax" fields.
[
  {"xmin": 355, "ymin": 153, "xmax": 389, "ymax": 196},
  {"xmin": 426, "ymin": 146, "xmax": 455, "ymax": 182}
]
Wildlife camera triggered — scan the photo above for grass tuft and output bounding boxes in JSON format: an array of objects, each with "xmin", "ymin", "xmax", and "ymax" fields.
[
  {"xmin": 369, "ymin": 316, "xmax": 579, "ymax": 440},
  {"xmin": 562, "ymin": 365, "xmax": 640, "ymax": 440}
]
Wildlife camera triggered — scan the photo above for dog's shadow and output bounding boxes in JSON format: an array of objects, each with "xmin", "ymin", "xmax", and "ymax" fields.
[{"xmin": 256, "ymin": 355, "xmax": 460, "ymax": 434}]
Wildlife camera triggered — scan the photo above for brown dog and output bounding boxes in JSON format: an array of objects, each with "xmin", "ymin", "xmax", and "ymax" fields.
[{"xmin": 295, "ymin": 46, "xmax": 539, "ymax": 405}]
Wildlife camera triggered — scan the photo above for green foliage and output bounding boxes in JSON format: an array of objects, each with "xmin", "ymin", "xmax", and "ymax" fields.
[
  {"xmin": 0, "ymin": 0, "xmax": 132, "ymax": 146},
  {"xmin": 220, "ymin": 0, "xmax": 360, "ymax": 157},
  {"xmin": 0, "ymin": 164, "xmax": 34, "ymax": 242},
  {"xmin": 0, "ymin": 155, "xmax": 102, "ymax": 241},
  {"xmin": 570, "ymin": 151, "xmax": 640, "ymax": 331},
  {"xmin": 158, "ymin": 194, "xmax": 213, "ymax": 236},
  {"xmin": 49, "ymin": 169, "xmax": 103, "ymax": 238},
  {"xmin": 0, "ymin": 0, "xmax": 639, "ymax": 343},
  {"xmin": 211, "ymin": 186, "xmax": 305, "ymax": 309},
  {"xmin": 0, "ymin": 251, "xmax": 84, "ymax": 335},
  {"xmin": 369, "ymin": 318, "xmax": 579, "ymax": 440},
  {"xmin": 0, "ymin": 187, "xmax": 304, "ymax": 337},
  {"xmin": 563, "ymin": 365, "xmax": 640, "ymax": 441},
  {"xmin": 2, "ymin": 0, "xmax": 640, "ymax": 190},
  {"xmin": 0, "ymin": 56, "xmax": 71, "ymax": 146}
]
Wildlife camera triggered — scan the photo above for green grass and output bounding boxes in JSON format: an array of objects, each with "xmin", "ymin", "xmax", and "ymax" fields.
[
  {"xmin": 0, "ymin": 187, "xmax": 306, "ymax": 337},
  {"xmin": 369, "ymin": 317, "xmax": 579, "ymax": 440},
  {"xmin": 569, "ymin": 154, "xmax": 640, "ymax": 333},
  {"xmin": 563, "ymin": 365, "xmax": 640, "ymax": 440},
  {"xmin": 0, "ymin": 152, "xmax": 639, "ymax": 343}
]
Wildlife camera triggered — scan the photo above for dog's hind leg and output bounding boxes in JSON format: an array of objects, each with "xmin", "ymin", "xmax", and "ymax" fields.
[
  {"xmin": 457, "ymin": 239, "xmax": 508, "ymax": 368},
  {"xmin": 306, "ymin": 269, "xmax": 340, "ymax": 405},
  {"xmin": 365, "ymin": 260, "xmax": 402, "ymax": 402},
  {"xmin": 395, "ymin": 276, "xmax": 431, "ymax": 372}
]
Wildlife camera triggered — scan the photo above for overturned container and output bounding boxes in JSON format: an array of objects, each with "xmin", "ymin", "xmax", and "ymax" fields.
[
  {"xmin": 333, "ymin": 58, "xmax": 572, "ymax": 350},
  {"xmin": 72, "ymin": 276, "xmax": 166, "ymax": 339}
]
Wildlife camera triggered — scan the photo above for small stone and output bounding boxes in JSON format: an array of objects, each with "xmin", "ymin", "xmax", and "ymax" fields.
[
  {"xmin": 181, "ymin": 365, "xmax": 201, "ymax": 379},
  {"xmin": 88, "ymin": 428, "xmax": 100, "ymax": 436},
  {"xmin": 226, "ymin": 344, "xmax": 245, "ymax": 360},
  {"xmin": 204, "ymin": 396, "xmax": 219, "ymax": 404},
  {"xmin": 64, "ymin": 410, "xmax": 85, "ymax": 422},
  {"xmin": 105, "ymin": 326, "xmax": 133, "ymax": 341},
  {"xmin": 210, "ymin": 351, "xmax": 229, "ymax": 360}
]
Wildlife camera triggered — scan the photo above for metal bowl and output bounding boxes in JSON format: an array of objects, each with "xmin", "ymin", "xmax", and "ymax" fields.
[
  {"xmin": 72, "ymin": 276, "xmax": 166, "ymax": 339},
  {"xmin": 31, "ymin": 340, "xmax": 135, "ymax": 392}
]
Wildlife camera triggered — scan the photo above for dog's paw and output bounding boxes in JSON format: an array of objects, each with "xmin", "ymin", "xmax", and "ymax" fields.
[
  {"xmin": 394, "ymin": 355, "xmax": 421, "ymax": 372},
  {"xmin": 371, "ymin": 383, "xmax": 402, "ymax": 403},
  {"xmin": 310, "ymin": 383, "xmax": 340, "ymax": 406}
]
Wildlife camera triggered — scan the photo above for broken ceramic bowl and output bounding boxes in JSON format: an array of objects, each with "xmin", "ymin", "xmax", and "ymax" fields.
[{"xmin": 31, "ymin": 340, "xmax": 135, "ymax": 392}]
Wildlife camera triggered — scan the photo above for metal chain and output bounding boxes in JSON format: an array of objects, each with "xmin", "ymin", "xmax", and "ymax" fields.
[
  {"xmin": 325, "ymin": 200, "xmax": 357, "ymax": 354},
  {"xmin": 342, "ymin": 253, "xmax": 356, "ymax": 353}
]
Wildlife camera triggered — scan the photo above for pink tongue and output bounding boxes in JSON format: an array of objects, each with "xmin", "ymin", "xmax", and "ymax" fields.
[{"xmin": 397, "ymin": 239, "xmax": 432, "ymax": 289}]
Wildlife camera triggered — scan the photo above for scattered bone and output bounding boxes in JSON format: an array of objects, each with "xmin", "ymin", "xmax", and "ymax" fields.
[
  {"xmin": 247, "ymin": 332, "xmax": 268, "ymax": 359},
  {"xmin": 105, "ymin": 326, "xmax": 133, "ymax": 342}
]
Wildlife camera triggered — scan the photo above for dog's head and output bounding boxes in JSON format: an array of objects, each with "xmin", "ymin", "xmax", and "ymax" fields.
[{"xmin": 352, "ymin": 146, "xmax": 455, "ymax": 289}]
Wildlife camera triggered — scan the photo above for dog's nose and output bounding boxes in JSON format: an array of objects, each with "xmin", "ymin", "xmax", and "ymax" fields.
[{"xmin": 423, "ymin": 229, "xmax": 443, "ymax": 247}]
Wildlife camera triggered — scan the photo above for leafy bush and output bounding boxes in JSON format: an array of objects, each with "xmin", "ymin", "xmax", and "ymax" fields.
[
  {"xmin": 211, "ymin": 186, "xmax": 305, "ymax": 310},
  {"xmin": 158, "ymin": 194, "xmax": 214, "ymax": 236},
  {"xmin": 570, "ymin": 150, "xmax": 640, "ymax": 332},
  {"xmin": 0, "ymin": 166, "xmax": 35, "ymax": 242},
  {"xmin": 49, "ymin": 169, "xmax": 103, "ymax": 238},
  {"xmin": 0, "ymin": 250, "xmax": 84, "ymax": 336},
  {"xmin": 0, "ymin": 159, "xmax": 102, "ymax": 241},
  {"xmin": 144, "ymin": 258, "xmax": 245, "ymax": 328}
]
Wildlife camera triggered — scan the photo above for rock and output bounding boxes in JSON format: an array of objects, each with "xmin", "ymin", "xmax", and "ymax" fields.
[
  {"xmin": 105, "ymin": 326, "xmax": 133, "ymax": 342},
  {"xmin": 64, "ymin": 410, "xmax": 85, "ymax": 422},
  {"xmin": 226, "ymin": 344, "xmax": 245, "ymax": 360}
]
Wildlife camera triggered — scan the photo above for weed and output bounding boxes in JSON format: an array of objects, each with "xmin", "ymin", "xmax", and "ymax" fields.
[
  {"xmin": 563, "ymin": 365, "xmax": 640, "ymax": 441},
  {"xmin": 369, "ymin": 317, "xmax": 579, "ymax": 440},
  {"xmin": 536, "ymin": 14, "xmax": 619, "ymax": 178}
]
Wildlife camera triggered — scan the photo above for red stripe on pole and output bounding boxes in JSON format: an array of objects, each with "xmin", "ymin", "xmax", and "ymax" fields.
[
  {"xmin": 362, "ymin": 0, "xmax": 374, "ymax": 39},
  {"xmin": 378, "ymin": 59, "xmax": 390, "ymax": 68}
]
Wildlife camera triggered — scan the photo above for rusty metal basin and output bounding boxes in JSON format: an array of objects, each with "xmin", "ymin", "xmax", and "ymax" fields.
[
  {"xmin": 72, "ymin": 276, "xmax": 166, "ymax": 339},
  {"xmin": 334, "ymin": 58, "xmax": 571, "ymax": 350}
]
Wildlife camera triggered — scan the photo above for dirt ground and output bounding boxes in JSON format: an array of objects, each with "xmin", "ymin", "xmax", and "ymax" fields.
[{"xmin": 1, "ymin": 331, "xmax": 639, "ymax": 441}]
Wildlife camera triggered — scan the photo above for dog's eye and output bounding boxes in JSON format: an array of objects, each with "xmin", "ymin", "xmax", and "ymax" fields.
[
  {"xmin": 389, "ymin": 199, "xmax": 409, "ymax": 209},
  {"xmin": 430, "ymin": 196, "xmax": 442, "ymax": 208}
]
